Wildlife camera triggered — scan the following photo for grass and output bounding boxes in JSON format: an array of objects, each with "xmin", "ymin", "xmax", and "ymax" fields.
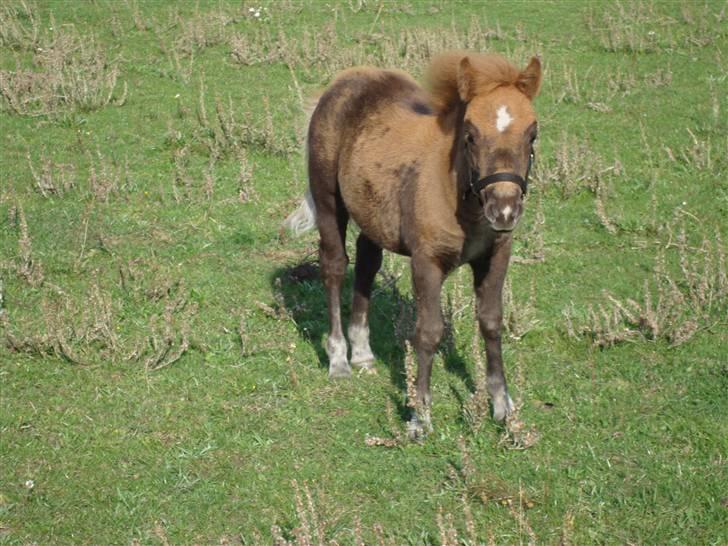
[{"xmin": 1, "ymin": 0, "xmax": 727, "ymax": 543}]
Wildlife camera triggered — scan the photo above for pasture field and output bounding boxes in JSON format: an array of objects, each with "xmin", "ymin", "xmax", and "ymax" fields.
[{"xmin": 1, "ymin": 0, "xmax": 727, "ymax": 543}]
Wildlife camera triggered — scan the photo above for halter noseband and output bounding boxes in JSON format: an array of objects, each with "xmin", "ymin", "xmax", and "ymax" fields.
[{"xmin": 469, "ymin": 150, "xmax": 534, "ymax": 199}]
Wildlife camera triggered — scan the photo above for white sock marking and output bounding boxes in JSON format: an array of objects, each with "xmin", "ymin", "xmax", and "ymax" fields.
[
  {"xmin": 496, "ymin": 105, "xmax": 513, "ymax": 132},
  {"xmin": 348, "ymin": 323, "xmax": 374, "ymax": 365}
]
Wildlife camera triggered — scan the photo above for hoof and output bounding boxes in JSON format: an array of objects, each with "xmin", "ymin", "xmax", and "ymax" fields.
[
  {"xmin": 493, "ymin": 393, "xmax": 514, "ymax": 422},
  {"xmin": 328, "ymin": 362, "xmax": 352, "ymax": 380},
  {"xmin": 407, "ymin": 411, "xmax": 432, "ymax": 442},
  {"xmin": 352, "ymin": 359, "xmax": 377, "ymax": 375}
]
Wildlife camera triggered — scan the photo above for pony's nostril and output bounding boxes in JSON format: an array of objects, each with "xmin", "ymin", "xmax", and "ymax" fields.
[{"xmin": 483, "ymin": 202, "xmax": 498, "ymax": 222}]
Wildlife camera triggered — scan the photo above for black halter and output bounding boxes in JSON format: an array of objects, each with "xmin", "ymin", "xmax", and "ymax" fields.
[{"xmin": 469, "ymin": 149, "xmax": 534, "ymax": 199}]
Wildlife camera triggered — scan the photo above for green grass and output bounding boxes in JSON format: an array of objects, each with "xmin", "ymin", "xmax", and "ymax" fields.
[{"xmin": 1, "ymin": 1, "xmax": 727, "ymax": 543}]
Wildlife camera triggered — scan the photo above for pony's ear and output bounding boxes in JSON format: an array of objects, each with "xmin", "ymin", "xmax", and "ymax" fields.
[
  {"xmin": 517, "ymin": 56, "xmax": 542, "ymax": 100},
  {"xmin": 457, "ymin": 56, "xmax": 475, "ymax": 102}
]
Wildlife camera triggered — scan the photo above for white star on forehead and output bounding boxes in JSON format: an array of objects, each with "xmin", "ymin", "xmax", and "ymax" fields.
[{"xmin": 496, "ymin": 105, "xmax": 513, "ymax": 132}]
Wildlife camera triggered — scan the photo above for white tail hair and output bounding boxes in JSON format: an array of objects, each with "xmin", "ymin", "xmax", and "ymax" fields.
[
  {"xmin": 283, "ymin": 188, "xmax": 317, "ymax": 235},
  {"xmin": 282, "ymin": 95, "xmax": 320, "ymax": 236}
]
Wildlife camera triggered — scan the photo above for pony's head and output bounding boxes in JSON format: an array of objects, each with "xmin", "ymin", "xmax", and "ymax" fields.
[{"xmin": 430, "ymin": 53, "xmax": 542, "ymax": 232}]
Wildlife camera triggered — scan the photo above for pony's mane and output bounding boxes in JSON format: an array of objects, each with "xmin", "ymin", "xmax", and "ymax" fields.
[{"xmin": 426, "ymin": 51, "xmax": 521, "ymax": 114}]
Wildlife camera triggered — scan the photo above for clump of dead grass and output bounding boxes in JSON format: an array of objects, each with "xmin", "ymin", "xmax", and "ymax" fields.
[
  {"xmin": 585, "ymin": 1, "xmax": 672, "ymax": 53},
  {"xmin": 564, "ymin": 222, "xmax": 727, "ymax": 347},
  {"xmin": 13, "ymin": 204, "xmax": 44, "ymax": 287},
  {"xmin": 0, "ymin": 22, "xmax": 126, "ymax": 118},
  {"xmin": 88, "ymin": 146, "xmax": 130, "ymax": 202},
  {"xmin": 0, "ymin": 1, "xmax": 41, "ymax": 51},
  {"xmin": 533, "ymin": 132, "xmax": 624, "ymax": 198},
  {"xmin": 27, "ymin": 150, "xmax": 77, "ymax": 198},
  {"xmin": 230, "ymin": 16, "xmax": 533, "ymax": 82},
  {"xmin": 2, "ymin": 262, "xmax": 199, "ymax": 368},
  {"xmin": 271, "ymin": 480, "xmax": 340, "ymax": 546},
  {"xmin": 191, "ymin": 80, "xmax": 295, "ymax": 158}
]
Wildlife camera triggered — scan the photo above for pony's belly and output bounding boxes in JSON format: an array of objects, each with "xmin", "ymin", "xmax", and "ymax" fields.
[{"xmin": 340, "ymin": 178, "xmax": 404, "ymax": 253}]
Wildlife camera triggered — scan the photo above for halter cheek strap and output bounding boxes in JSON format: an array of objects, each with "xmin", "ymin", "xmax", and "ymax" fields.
[{"xmin": 469, "ymin": 150, "xmax": 534, "ymax": 198}]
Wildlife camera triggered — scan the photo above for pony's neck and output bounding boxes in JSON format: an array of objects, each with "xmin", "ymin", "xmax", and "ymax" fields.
[{"xmin": 439, "ymin": 104, "xmax": 481, "ymax": 209}]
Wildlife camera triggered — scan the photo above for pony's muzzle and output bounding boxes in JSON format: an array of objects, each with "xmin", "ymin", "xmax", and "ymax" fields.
[{"xmin": 482, "ymin": 184, "xmax": 523, "ymax": 231}]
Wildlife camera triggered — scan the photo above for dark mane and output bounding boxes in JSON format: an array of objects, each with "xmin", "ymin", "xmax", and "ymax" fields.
[{"xmin": 425, "ymin": 51, "xmax": 521, "ymax": 115}]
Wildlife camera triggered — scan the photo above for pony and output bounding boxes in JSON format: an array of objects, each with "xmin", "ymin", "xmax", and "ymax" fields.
[{"xmin": 284, "ymin": 51, "xmax": 541, "ymax": 437}]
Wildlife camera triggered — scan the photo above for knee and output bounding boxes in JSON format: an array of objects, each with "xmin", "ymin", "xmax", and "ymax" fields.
[
  {"xmin": 319, "ymin": 244, "xmax": 348, "ymax": 277},
  {"xmin": 478, "ymin": 313, "xmax": 502, "ymax": 340},
  {"xmin": 415, "ymin": 317, "xmax": 444, "ymax": 352}
]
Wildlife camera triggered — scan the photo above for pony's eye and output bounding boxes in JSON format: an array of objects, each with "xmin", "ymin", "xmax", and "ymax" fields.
[{"xmin": 464, "ymin": 132, "xmax": 475, "ymax": 146}]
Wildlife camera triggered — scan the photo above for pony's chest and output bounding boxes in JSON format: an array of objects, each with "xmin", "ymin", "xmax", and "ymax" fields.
[{"xmin": 460, "ymin": 224, "xmax": 493, "ymax": 264}]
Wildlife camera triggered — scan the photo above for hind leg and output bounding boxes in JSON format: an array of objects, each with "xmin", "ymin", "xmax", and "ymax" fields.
[
  {"xmin": 316, "ymin": 189, "xmax": 351, "ymax": 379},
  {"xmin": 348, "ymin": 233, "xmax": 383, "ymax": 373}
]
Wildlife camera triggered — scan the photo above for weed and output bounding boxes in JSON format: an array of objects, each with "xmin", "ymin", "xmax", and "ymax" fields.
[
  {"xmin": 0, "ymin": 23, "xmax": 126, "ymax": 117},
  {"xmin": 565, "ymin": 221, "xmax": 727, "ymax": 347},
  {"xmin": 534, "ymin": 131, "xmax": 623, "ymax": 198},
  {"xmin": 585, "ymin": 1, "xmax": 669, "ymax": 53},
  {"xmin": 27, "ymin": 150, "xmax": 77, "ymax": 198},
  {"xmin": 14, "ymin": 205, "xmax": 44, "ymax": 287},
  {"xmin": 463, "ymin": 328, "xmax": 489, "ymax": 433},
  {"xmin": 88, "ymin": 146, "xmax": 130, "ymax": 202}
]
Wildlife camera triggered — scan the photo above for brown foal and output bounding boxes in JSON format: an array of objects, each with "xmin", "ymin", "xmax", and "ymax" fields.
[{"xmin": 285, "ymin": 51, "xmax": 541, "ymax": 436}]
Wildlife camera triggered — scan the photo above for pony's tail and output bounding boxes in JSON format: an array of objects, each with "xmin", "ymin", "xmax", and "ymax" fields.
[
  {"xmin": 282, "ymin": 94, "xmax": 320, "ymax": 236},
  {"xmin": 283, "ymin": 188, "xmax": 317, "ymax": 235}
]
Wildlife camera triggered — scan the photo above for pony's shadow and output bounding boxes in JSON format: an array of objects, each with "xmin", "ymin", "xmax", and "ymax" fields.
[{"xmin": 271, "ymin": 259, "xmax": 474, "ymax": 421}]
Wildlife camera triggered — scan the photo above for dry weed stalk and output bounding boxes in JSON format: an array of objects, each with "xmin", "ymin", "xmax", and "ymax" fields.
[
  {"xmin": 404, "ymin": 340, "xmax": 419, "ymax": 414},
  {"xmin": 88, "ymin": 147, "xmax": 129, "ymax": 202},
  {"xmin": 237, "ymin": 148, "xmax": 257, "ymax": 203},
  {"xmin": 272, "ymin": 480, "xmax": 330, "ymax": 546},
  {"xmin": 463, "ymin": 328, "xmax": 489, "ymax": 433},
  {"xmin": 123, "ymin": 0, "xmax": 150, "ymax": 31},
  {"xmin": 502, "ymin": 276, "xmax": 539, "ymax": 341},
  {"xmin": 4, "ymin": 265, "xmax": 198, "ymax": 369},
  {"xmin": 450, "ymin": 435, "xmax": 532, "ymax": 512},
  {"xmin": 507, "ymin": 484, "xmax": 538, "ymax": 546},
  {"xmin": 594, "ymin": 175, "xmax": 618, "ymax": 234},
  {"xmin": 436, "ymin": 507, "xmax": 459, "ymax": 546},
  {"xmin": 678, "ymin": 128, "xmax": 719, "ymax": 174},
  {"xmin": 230, "ymin": 16, "xmax": 528, "ymax": 81},
  {"xmin": 172, "ymin": 145, "xmax": 192, "ymax": 203},
  {"xmin": 15, "ymin": 204, "xmax": 44, "ymax": 287},
  {"xmin": 27, "ymin": 150, "xmax": 77, "ymax": 197},
  {"xmin": 142, "ymin": 287, "xmax": 197, "ymax": 371}
]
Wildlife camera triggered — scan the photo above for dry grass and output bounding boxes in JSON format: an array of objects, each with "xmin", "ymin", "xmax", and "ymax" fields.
[
  {"xmin": 27, "ymin": 150, "xmax": 77, "ymax": 198},
  {"xmin": 230, "ymin": 15, "xmax": 531, "ymax": 81},
  {"xmin": 2, "ymin": 263, "xmax": 198, "ymax": 368},
  {"xmin": 0, "ymin": 22, "xmax": 126, "ymax": 117},
  {"xmin": 533, "ymin": 132, "xmax": 624, "ymax": 198},
  {"xmin": 462, "ymin": 328, "xmax": 490, "ymax": 434},
  {"xmin": 502, "ymin": 276, "xmax": 539, "ymax": 341},
  {"xmin": 271, "ymin": 480, "xmax": 338, "ymax": 546},
  {"xmin": 187, "ymin": 79, "xmax": 295, "ymax": 158},
  {"xmin": 0, "ymin": 1, "xmax": 41, "ymax": 51},
  {"xmin": 14, "ymin": 204, "xmax": 44, "ymax": 288},
  {"xmin": 585, "ymin": 1, "xmax": 669, "ymax": 53},
  {"xmin": 564, "ymin": 221, "xmax": 727, "ymax": 347}
]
